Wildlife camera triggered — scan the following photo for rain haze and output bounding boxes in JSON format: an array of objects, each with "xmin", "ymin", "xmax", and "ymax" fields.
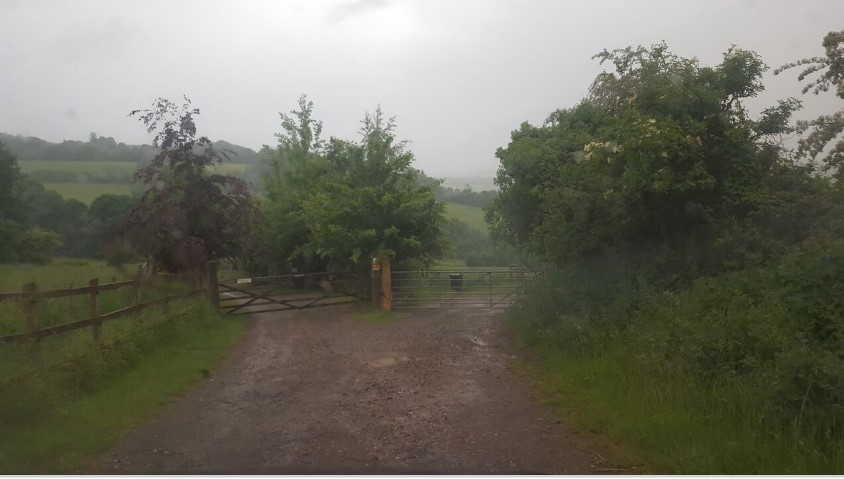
[{"xmin": 1, "ymin": 0, "xmax": 842, "ymax": 179}]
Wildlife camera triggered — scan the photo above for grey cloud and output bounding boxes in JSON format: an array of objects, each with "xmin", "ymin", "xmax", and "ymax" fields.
[
  {"xmin": 0, "ymin": 0, "xmax": 843, "ymax": 177},
  {"xmin": 326, "ymin": 0, "xmax": 391, "ymax": 23}
]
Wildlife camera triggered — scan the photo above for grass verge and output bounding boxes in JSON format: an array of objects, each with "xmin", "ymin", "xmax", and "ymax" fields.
[
  {"xmin": 352, "ymin": 306, "xmax": 409, "ymax": 323},
  {"xmin": 0, "ymin": 302, "xmax": 246, "ymax": 473},
  {"xmin": 517, "ymin": 334, "xmax": 844, "ymax": 474}
]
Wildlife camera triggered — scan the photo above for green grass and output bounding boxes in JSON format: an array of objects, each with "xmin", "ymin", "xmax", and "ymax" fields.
[
  {"xmin": 518, "ymin": 335, "xmax": 844, "ymax": 474},
  {"xmin": 0, "ymin": 259, "xmax": 245, "ymax": 472},
  {"xmin": 431, "ymin": 258, "xmax": 511, "ymax": 271},
  {"xmin": 20, "ymin": 160, "xmax": 248, "ymax": 175},
  {"xmin": 42, "ymin": 182, "xmax": 134, "ymax": 204},
  {"xmin": 0, "ymin": 258, "xmax": 132, "ymax": 291},
  {"xmin": 19, "ymin": 160, "xmax": 139, "ymax": 176},
  {"xmin": 444, "ymin": 202, "xmax": 488, "ymax": 232},
  {"xmin": 353, "ymin": 307, "xmax": 409, "ymax": 323},
  {"xmin": 0, "ymin": 302, "xmax": 245, "ymax": 473}
]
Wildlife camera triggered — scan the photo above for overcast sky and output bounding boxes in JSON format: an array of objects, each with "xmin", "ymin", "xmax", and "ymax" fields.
[{"xmin": 1, "ymin": 0, "xmax": 842, "ymax": 177}]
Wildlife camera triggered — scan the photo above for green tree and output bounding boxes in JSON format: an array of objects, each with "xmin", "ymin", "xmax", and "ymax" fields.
[
  {"xmin": 87, "ymin": 194, "xmax": 134, "ymax": 258},
  {"xmin": 0, "ymin": 141, "xmax": 26, "ymax": 262},
  {"xmin": 15, "ymin": 228, "xmax": 62, "ymax": 264},
  {"xmin": 120, "ymin": 97, "xmax": 257, "ymax": 273},
  {"xmin": 260, "ymin": 95, "xmax": 332, "ymax": 273},
  {"xmin": 262, "ymin": 100, "xmax": 446, "ymax": 272},
  {"xmin": 776, "ymin": 30, "xmax": 844, "ymax": 179},
  {"xmin": 490, "ymin": 42, "xmax": 811, "ymax": 276}
]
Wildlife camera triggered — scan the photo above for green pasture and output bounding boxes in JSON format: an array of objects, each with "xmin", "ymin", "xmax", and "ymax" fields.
[
  {"xmin": 20, "ymin": 160, "xmax": 248, "ymax": 176},
  {"xmin": 0, "ymin": 258, "xmax": 132, "ymax": 291},
  {"xmin": 19, "ymin": 160, "xmax": 138, "ymax": 177},
  {"xmin": 20, "ymin": 159, "xmax": 250, "ymax": 204},
  {"xmin": 444, "ymin": 202, "xmax": 488, "ymax": 232},
  {"xmin": 42, "ymin": 183, "xmax": 134, "ymax": 204}
]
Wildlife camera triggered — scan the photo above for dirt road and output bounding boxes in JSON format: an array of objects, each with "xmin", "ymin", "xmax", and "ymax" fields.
[{"xmin": 91, "ymin": 305, "xmax": 605, "ymax": 474}]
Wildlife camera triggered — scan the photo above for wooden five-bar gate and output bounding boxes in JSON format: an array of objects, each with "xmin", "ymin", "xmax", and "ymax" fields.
[
  {"xmin": 216, "ymin": 271, "xmax": 369, "ymax": 315},
  {"xmin": 215, "ymin": 257, "xmax": 542, "ymax": 313}
]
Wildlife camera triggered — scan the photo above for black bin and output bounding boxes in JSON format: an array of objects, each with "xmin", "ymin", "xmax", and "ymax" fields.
[
  {"xmin": 293, "ymin": 274, "xmax": 305, "ymax": 289},
  {"xmin": 449, "ymin": 273, "xmax": 464, "ymax": 291}
]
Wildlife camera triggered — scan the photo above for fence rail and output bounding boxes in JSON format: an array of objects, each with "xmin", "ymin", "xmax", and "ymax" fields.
[
  {"xmin": 217, "ymin": 271, "xmax": 369, "ymax": 315},
  {"xmin": 0, "ymin": 280, "xmax": 136, "ymax": 303},
  {"xmin": 0, "ymin": 273, "xmax": 211, "ymax": 363},
  {"xmin": 0, "ymin": 290, "xmax": 203, "ymax": 345}
]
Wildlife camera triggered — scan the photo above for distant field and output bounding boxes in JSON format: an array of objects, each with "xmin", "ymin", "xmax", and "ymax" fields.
[
  {"xmin": 43, "ymin": 182, "xmax": 134, "ymax": 204},
  {"xmin": 0, "ymin": 258, "xmax": 131, "ymax": 292},
  {"xmin": 19, "ymin": 160, "xmax": 248, "ymax": 175},
  {"xmin": 19, "ymin": 160, "xmax": 139, "ymax": 174},
  {"xmin": 444, "ymin": 202, "xmax": 488, "ymax": 232},
  {"xmin": 20, "ymin": 159, "xmax": 250, "ymax": 205}
]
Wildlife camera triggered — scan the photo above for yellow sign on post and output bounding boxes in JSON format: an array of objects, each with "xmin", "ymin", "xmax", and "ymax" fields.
[{"xmin": 372, "ymin": 263, "xmax": 381, "ymax": 271}]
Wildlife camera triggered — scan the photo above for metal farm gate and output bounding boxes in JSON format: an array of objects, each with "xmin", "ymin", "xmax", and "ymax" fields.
[
  {"xmin": 217, "ymin": 271, "xmax": 369, "ymax": 315},
  {"xmin": 390, "ymin": 269, "xmax": 543, "ymax": 309}
]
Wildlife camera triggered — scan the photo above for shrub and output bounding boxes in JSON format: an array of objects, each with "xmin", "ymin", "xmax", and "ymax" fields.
[{"xmin": 14, "ymin": 229, "xmax": 62, "ymax": 264}]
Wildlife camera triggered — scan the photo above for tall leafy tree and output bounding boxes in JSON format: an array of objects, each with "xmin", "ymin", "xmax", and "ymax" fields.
[
  {"xmin": 262, "ymin": 99, "xmax": 446, "ymax": 272},
  {"xmin": 490, "ymin": 42, "xmax": 811, "ymax": 275},
  {"xmin": 261, "ymin": 95, "xmax": 332, "ymax": 273},
  {"xmin": 776, "ymin": 30, "xmax": 844, "ymax": 179},
  {"xmin": 120, "ymin": 97, "xmax": 257, "ymax": 273},
  {"xmin": 0, "ymin": 141, "xmax": 26, "ymax": 262},
  {"xmin": 300, "ymin": 107, "xmax": 446, "ymax": 270}
]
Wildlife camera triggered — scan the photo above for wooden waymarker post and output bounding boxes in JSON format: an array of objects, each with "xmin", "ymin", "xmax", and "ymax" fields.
[
  {"xmin": 380, "ymin": 255, "xmax": 392, "ymax": 311},
  {"xmin": 371, "ymin": 252, "xmax": 382, "ymax": 309},
  {"xmin": 90, "ymin": 278, "xmax": 101, "ymax": 346},
  {"xmin": 22, "ymin": 282, "xmax": 40, "ymax": 363}
]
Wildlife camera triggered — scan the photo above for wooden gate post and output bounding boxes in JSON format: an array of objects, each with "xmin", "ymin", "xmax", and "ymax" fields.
[
  {"xmin": 207, "ymin": 260, "xmax": 219, "ymax": 311},
  {"xmin": 381, "ymin": 255, "xmax": 392, "ymax": 311},
  {"xmin": 371, "ymin": 251, "xmax": 382, "ymax": 309}
]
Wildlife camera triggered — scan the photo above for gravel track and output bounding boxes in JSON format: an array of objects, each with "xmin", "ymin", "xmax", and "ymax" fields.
[{"xmin": 91, "ymin": 304, "xmax": 605, "ymax": 474}]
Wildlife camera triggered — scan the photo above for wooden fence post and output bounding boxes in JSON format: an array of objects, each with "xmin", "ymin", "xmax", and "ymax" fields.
[
  {"xmin": 90, "ymin": 278, "xmax": 101, "ymax": 346},
  {"xmin": 381, "ymin": 255, "xmax": 392, "ymax": 311},
  {"xmin": 135, "ymin": 283, "xmax": 144, "ymax": 323},
  {"xmin": 22, "ymin": 282, "xmax": 40, "ymax": 364},
  {"xmin": 207, "ymin": 260, "xmax": 219, "ymax": 311}
]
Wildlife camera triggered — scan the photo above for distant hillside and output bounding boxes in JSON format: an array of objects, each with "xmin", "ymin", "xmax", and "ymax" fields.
[
  {"xmin": 0, "ymin": 132, "xmax": 262, "ymax": 164},
  {"xmin": 444, "ymin": 202, "xmax": 488, "ymax": 233}
]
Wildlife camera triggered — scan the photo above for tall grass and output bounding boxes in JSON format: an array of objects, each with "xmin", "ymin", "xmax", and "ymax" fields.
[
  {"xmin": 508, "ymin": 247, "xmax": 844, "ymax": 474},
  {"xmin": 0, "ymin": 258, "xmax": 132, "ymax": 291},
  {"xmin": 0, "ymin": 300, "xmax": 245, "ymax": 473},
  {"xmin": 0, "ymin": 260, "xmax": 246, "ymax": 473},
  {"xmin": 519, "ymin": 336, "xmax": 844, "ymax": 474}
]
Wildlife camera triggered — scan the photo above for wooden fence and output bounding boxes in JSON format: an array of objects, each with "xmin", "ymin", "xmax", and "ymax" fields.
[{"xmin": 0, "ymin": 269, "xmax": 215, "ymax": 363}]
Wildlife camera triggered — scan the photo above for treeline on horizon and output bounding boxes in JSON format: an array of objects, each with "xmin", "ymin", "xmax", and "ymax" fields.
[
  {"xmin": 0, "ymin": 97, "xmax": 507, "ymax": 269},
  {"xmin": 0, "ymin": 131, "xmax": 498, "ymax": 208}
]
